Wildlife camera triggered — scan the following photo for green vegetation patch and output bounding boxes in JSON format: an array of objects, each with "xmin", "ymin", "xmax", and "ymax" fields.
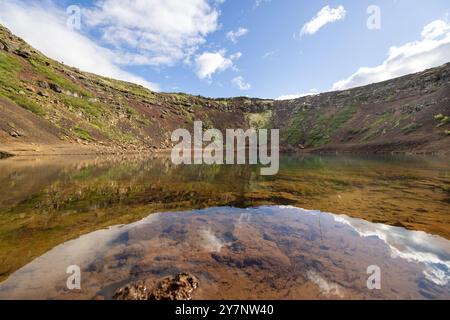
[
  {"xmin": 29, "ymin": 57, "xmax": 91, "ymax": 97},
  {"xmin": 246, "ymin": 110, "xmax": 273, "ymax": 129},
  {"xmin": 373, "ymin": 111, "xmax": 391, "ymax": 126},
  {"xmin": 401, "ymin": 123, "xmax": 422, "ymax": 135},
  {"xmin": 100, "ymin": 77, "xmax": 155, "ymax": 100},
  {"xmin": 61, "ymin": 95, "xmax": 109, "ymax": 120},
  {"xmin": 0, "ymin": 51, "xmax": 23, "ymax": 94},
  {"xmin": 73, "ymin": 126, "xmax": 93, "ymax": 141},
  {"xmin": 0, "ymin": 52, "xmax": 46, "ymax": 116},
  {"xmin": 347, "ymin": 127, "xmax": 369, "ymax": 135},
  {"xmin": 434, "ymin": 114, "xmax": 450, "ymax": 127},
  {"xmin": 362, "ymin": 129, "xmax": 382, "ymax": 142},
  {"xmin": 282, "ymin": 104, "xmax": 357, "ymax": 148},
  {"xmin": 0, "ymin": 51, "xmax": 21, "ymax": 75},
  {"xmin": 7, "ymin": 93, "xmax": 45, "ymax": 116}
]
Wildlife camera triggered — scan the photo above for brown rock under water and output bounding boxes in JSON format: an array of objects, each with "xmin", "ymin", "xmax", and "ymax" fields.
[{"xmin": 113, "ymin": 273, "xmax": 199, "ymax": 300}]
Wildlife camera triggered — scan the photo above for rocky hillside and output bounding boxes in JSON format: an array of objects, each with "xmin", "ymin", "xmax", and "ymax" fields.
[
  {"xmin": 274, "ymin": 64, "xmax": 450, "ymax": 154},
  {"xmin": 0, "ymin": 24, "xmax": 449, "ymax": 156}
]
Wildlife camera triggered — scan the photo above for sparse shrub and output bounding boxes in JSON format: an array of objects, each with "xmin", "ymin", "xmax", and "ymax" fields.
[
  {"xmin": 61, "ymin": 95, "xmax": 107, "ymax": 119},
  {"xmin": 246, "ymin": 110, "xmax": 273, "ymax": 129},
  {"xmin": 401, "ymin": 123, "xmax": 422, "ymax": 134},
  {"xmin": 348, "ymin": 127, "xmax": 369, "ymax": 135},
  {"xmin": 9, "ymin": 94, "xmax": 46, "ymax": 116},
  {"xmin": 73, "ymin": 126, "xmax": 93, "ymax": 141},
  {"xmin": 373, "ymin": 111, "xmax": 391, "ymax": 125},
  {"xmin": 438, "ymin": 116, "xmax": 450, "ymax": 127},
  {"xmin": 434, "ymin": 113, "xmax": 450, "ymax": 127}
]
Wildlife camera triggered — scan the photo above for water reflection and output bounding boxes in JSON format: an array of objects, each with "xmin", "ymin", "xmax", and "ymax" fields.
[
  {"xmin": 0, "ymin": 154, "xmax": 449, "ymax": 284},
  {"xmin": 333, "ymin": 215, "xmax": 450, "ymax": 287},
  {"xmin": 0, "ymin": 206, "xmax": 448, "ymax": 300}
]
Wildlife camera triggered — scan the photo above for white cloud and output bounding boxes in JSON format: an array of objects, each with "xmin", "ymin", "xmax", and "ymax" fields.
[
  {"xmin": 229, "ymin": 52, "xmax": 242, "ymax": 60},
  {"xmin": 421, "ymin": 20, "xmax": 450, "ymax": 40},
  {"xmin": 332, "ymin": 20, "xmax": 450, "ymax": 91},
  {"xmin": 195, "ymin": 50, "xmax": 241, "ymax": 79},
  {"xmin": 300, "ymin": 5, "xmax": 346, "ymax": 37},
  {"xmin": 232, "ymin": 76, "xmax": 251, "ymax": 90},
  {"xmin": 333, "ymin": 214, "xmax": 450, "ymax": 287},
  {"xmin": 198, "ymin": 228, "xmax": 224, "ymax": 253},
  {"xmin": 0, "ymin": 1, "xmax": 159, "ymax": 90},
  {"xmin": 262, "ymin": 50, "xmax": 277, "ymax": 59},
  {"xmin": 276, "ymin": 89, "xmax": 318, "ymax": 100},
  {"xmin": 254, "ymin": 0, "xmax": 271, "ymax": 8},
  {"xmin": 226, "ymin": 27, "xmax": 248, "ymax": 43},
  {"xmin": 306, "ymin": 270, "xmax": 344, "ymax": 298},
  {"xmin": 83, "ymin": 0, "xmax": 220, "ymax": 67}
]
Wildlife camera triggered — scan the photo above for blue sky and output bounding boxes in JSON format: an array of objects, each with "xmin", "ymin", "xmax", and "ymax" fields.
[{"xmin": 0, "ymin": 0, "xmax": 449, "ymax": 99}]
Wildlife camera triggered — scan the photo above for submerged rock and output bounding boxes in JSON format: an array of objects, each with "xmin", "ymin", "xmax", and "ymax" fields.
[
  {"xmin": 113, "ymin": 273, "xmax": 199, "ymax": 300},
  {"xmin": 0, "ymin": 151, "xmax": 14, "ymax": 159}
]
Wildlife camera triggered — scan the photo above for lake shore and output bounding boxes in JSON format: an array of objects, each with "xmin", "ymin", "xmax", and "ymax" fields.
[{"xmin": 1, "ymin": 141, "xmax": 449, "ymax": 158}]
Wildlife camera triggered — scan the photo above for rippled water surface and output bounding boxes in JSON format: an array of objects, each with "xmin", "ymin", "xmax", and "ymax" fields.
[{"xmin": 0, "ymin": 155, "xmax": 448, "ymax": 299}]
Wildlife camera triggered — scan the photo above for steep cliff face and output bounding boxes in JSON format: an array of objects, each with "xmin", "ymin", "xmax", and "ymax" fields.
[{"xmin": 0, "ymin": 24, "xmax": 449, "ymax": 156}]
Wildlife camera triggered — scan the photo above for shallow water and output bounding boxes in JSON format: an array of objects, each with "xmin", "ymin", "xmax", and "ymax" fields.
[
  {"xmin": 0, "ymin": 154, "xmax": 449, "ymax": 299},
  {"xmin": 0, "ymin": 206, "xmax": 449, "ymax": 300}
]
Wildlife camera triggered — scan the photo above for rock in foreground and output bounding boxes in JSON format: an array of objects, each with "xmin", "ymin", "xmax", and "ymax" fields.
[{"xmin": 113, "ymin": 273, "xmax": 199, "ymax": 300}]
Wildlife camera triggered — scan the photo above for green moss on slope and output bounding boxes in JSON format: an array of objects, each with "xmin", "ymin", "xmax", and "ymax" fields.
[
  {"xmin": 61, "ymin": 95, "xmax": 109, "ymax": 120},
  {"xmin": 246, "ymin": 110, "xmax": 273, "ymax": 129},
  {"xmin": 73, "ymin": 126, "xmax": 93, "ymax": 141},
  {"xmin": 29, "ymin": 57, "xmax": 92, "ymax": 97},
  {"xmin": 0, "ymin": 52, "xmax": 46, "ymax": 116},
  {"xmin": 282, "ymin": 104, "xmax": 357, "ymax": 147}
]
